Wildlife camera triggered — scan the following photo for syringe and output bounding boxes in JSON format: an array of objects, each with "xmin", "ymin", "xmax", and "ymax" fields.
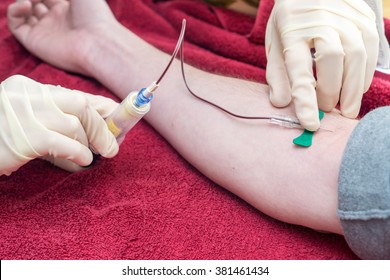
[{"xmin": 104, "ymin": 82, "xmax": 158, "ymax": 145}]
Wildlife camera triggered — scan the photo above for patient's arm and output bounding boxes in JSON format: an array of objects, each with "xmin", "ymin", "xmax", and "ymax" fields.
[
  {"xmin": 8, "ymin": 0, "xmax": 358, "ymax": 234},
  {"xmin": 86, "ymin": 24, "xmax": 358, "ymax": 234}
]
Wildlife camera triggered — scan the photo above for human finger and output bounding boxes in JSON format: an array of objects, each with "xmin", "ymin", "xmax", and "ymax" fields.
[
  {"xmin": 42, "ymin": 0, "xmax": 67, "ymax": 8},
  {"xmin": 29, "ymin": 0, "xmax": 42, "ymax": 5},
  {"xmin": 360, "ymin": 20, "xmax": 379, "ymax": 92},
  {"xmin": 42, "ymin": 155, "xmax": 89, "ymax": 173},
  {"xmin": 61, "ymin": 90, "xmax": 119, "ymax": 157},
  {"xmin": 10, "ymin": 76, "xmax": 89, "ymax": 148},
  {"xmin": 33, "ymin": 2, "xmax": 49, "ymax": 19},
  {"xmin": 78, "ymin": 104, "xmax": 119, "ymax": 158},
  {"xmin": 27, "ymin": 15, "xmax": 38, "ymax": 25},
  {"xmin": 313, "ymin": 27, "xmax": 344, "ymax": 112},
  {"xmin": 7, "ymin": 1, "xmax": 32, "ymax": 32},
  {"xmin": 282, "ymin": 32, "xmax": 320, "ymax": 131},
  {"xmin": 73, "ymin": 89, "xmax": 118, "ymax": 118},
  {"xmin": 338, "ymin": 23, "xmax": 366, "ymax": 118},
  {"xmin": 265, "ymin": 26, "xmax": 292, "ymax": 108},
  {"xmin": 36, "ymin": 110, "xmax": 90, "ymax": 147},
  {"xmin": 12, "ymin": 1, "xmax": 40, "ymax": 28}
]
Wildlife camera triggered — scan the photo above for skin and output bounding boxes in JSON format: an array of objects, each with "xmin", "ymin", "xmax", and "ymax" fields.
[{"xmin": 7, "ymin": 0, "xmax": 360, "ymax": 234}]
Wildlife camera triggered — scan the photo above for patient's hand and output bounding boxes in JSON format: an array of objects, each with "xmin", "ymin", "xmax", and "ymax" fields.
[{"xmin": 7, "ymin": 0, "xmax": 117, "ymax": 75}]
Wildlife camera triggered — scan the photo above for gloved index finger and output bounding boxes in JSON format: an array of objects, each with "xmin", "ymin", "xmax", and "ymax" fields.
[
  {"xmin": 312, "ymin": 27, "xmax": 344, "ymax": 113},
  {"xmin": 281, "ymin": 33, "xmax": 320, "ymax": 131}
]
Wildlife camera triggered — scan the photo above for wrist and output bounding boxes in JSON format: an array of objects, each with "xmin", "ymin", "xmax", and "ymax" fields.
[{"xmin": 83, "ymin": 21, "xmax": 171, "ymax": 98}]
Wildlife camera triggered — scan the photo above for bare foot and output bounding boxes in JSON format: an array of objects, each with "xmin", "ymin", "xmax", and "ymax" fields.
[{"xmin": 7, "ymin": 0, "xmax": 118, "ymax": 74}]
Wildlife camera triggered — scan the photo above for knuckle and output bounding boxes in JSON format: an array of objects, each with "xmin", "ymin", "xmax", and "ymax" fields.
[
  {"xmin": 70, "ymin": 92, "xmax": 91, "ymax": 113},
  {"xmin": 66, "ymin": 115, "xmax": 83, "ymax": 133}
]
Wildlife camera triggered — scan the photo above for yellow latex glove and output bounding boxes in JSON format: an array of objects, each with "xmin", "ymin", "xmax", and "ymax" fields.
[
  {"xmin": 0, "ymin": 75, "xmax": 119, "ymax": 176},
  {"xmin": 265, "ymin": 0, "xmax": 379, "ymax": 131}
]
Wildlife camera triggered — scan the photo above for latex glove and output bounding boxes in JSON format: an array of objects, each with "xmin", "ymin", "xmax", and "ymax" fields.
[
  {"xmin": 265, "ymin": 0, "xmax": 379, "ymax": 131},
  {"xmin": 364, "ymin": 0, "xmax": 390, "ymax": 69},
  {"xmin": 0, "ymin": 75, "xmax": 119, "ymax": 176}
]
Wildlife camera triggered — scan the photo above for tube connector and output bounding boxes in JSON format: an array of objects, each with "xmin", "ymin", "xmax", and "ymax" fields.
[
  {"xmin": 133, "ymin": 81, "xmax": 159, "ymax": 107},
  {"xmin": 269, "ymin": 115, "xmax": 303, "ymax": 129},
  {"xmin": 134, "ymin": 88, "xmax": 153, "ymax": 107}
]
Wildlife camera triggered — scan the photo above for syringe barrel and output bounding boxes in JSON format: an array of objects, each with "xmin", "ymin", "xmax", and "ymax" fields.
[{"xmin": 105, "ymin": 91, "xmax": 150, "ymax": 144}]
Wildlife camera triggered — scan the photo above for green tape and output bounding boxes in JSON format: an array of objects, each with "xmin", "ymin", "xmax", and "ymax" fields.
[{"xmin": 293, "ymin": 110, "xmax": 324, "ymax": 147}]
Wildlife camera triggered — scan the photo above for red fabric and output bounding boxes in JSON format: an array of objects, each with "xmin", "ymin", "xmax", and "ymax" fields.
[{"xmin": 2, "ymin": 0, "xmax": 389, "ymax": 260}]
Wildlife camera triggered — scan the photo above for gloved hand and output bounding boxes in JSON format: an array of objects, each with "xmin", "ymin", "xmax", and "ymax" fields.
[
  {"xmin": 0, "ymin": 75, "xmax": 119, "ymax": 176},
  {"xmin": 364, "ymin": 0, "xmax": 390, "ymax": 69},
  {"xmin": 265, "ymin": 0, "xmax": 379, "ymax": 131}
]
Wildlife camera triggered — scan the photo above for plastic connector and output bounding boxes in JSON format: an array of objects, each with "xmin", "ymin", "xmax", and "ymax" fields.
[
  {"xmin": 269, "ymin": 115, "xmax": 303, "ymax": 129},
  {"xmin": 134, "ymin": 88, "xmax": 153, "ymax": 107}
]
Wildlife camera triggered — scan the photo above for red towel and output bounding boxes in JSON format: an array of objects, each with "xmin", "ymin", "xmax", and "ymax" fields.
[{"xmin": 2, "ymin": 0, "xmax": 389, "ymax": 260}]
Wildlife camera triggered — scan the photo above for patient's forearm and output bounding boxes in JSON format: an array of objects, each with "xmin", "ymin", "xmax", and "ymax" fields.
[{"xmin": 84, "ymin": 23, "xmax": 358, "ymax": 234}]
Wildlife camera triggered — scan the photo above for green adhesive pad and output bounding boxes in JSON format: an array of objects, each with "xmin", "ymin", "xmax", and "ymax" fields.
[{"xmin": 293, "ymin": 110, "xmax": 324, "ymax": 147}]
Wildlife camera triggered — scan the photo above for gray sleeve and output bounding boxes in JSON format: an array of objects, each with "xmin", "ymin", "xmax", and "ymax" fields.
[{"xmin": 338, "ymin": 106, "xmax": 390, "ymax": 259}]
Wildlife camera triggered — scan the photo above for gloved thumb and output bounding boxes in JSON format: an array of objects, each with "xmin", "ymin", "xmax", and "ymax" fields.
[{"xmin": 42, "ymin": 155, "xmax": 90, "ymax": 173}]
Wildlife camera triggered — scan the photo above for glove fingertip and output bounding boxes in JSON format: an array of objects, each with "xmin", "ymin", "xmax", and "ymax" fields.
[
  {"xmin": 269, "ymin": 88, "xmax": 291, "ymax": 107},
  {"xmin": 90, "ymin": 132, "xmax": 119, "ymax": 159},
  {"xmin": 297, "ymin": 111, "xmax": 321, "ymax": 132},
  {"xmin": 267, "ymin": 75, "xmax": 292, "ymax": 108},
  {"xmin": 52, "ymin": 157, "xmax": 90, "ymax": 173},
  {"xmin": 341, "ymin": 108, "xmax": 359, "ymax": 120},
  {"xmin": 101, "ymin": 139, "xmax": 119, "ymax": 158},
  {"xmin": 302, "ymin": 119, "xmax": 320, "ymax": 132}
]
